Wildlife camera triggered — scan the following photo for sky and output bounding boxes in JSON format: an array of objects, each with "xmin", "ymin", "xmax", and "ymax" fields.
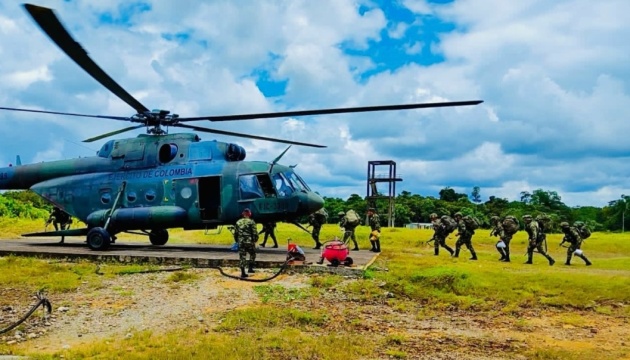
[{"xmin": 0, "ymin": 0, "xmax": 629, "ymax": 207}]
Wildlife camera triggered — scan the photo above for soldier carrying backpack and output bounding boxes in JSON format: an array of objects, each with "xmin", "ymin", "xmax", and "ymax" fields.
[
  {"xmin": 430, "ymin": 213, "xmax": 455, "ymax": 256},
  {"xmin": 491, "ymin": 215, "xmax": 519, "ymax": 262},
  {"xmin": 453, "ymin": 212, "xmax": 478, "ymax": 260},
  {"xmin": 339, "ymin": 209, "xmax": 360, "ymax": 251}
]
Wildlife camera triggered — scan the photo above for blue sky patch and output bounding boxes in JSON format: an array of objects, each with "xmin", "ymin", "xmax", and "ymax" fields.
[{"xmin": 98, "ymin": 2, "xmax": 151, "ymax": 26}]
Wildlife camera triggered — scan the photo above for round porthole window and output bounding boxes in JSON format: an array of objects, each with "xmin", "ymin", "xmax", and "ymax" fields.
[
  {"xmin": 180, "ymin": 187, "xmax": 192, "ymax": 199},
  {"xmin": 145, "ymin": 190, "xmax": 156, "ymax": 202},
  {"xmin": 127, "ymin": 192, "xmax": 137, "ymax": 203},
  {"xmin": 101, "ymin": 193, "xmax": 111, "ymax": 204}
]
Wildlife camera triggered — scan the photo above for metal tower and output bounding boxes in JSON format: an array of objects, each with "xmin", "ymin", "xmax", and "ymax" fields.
[{"xmin": 367, "ymin": 160, "xmax": 402, "ymax": 227}]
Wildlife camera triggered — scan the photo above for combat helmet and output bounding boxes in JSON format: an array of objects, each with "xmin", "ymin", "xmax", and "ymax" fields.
[
  {"xmin": 522, "ymin": 214, "xmax": 533, "ymax": 221},
  {"xmin": 490, "ymin": 215, "xmax": 500, "ymax": 223},
  {"xmin": 430, "ymin": 213, "xmax": 438, "ymax": 219},
  {"xmin": 454, "ymin": 212, "xmax": 462, "ymax": 217},
  {"xmin": 338, "ymin": 211, "xmax": 345, "ymax": 216},
  {"xmin": 560, "ymin": 221, "xmax": 570, "ymax": 228}
]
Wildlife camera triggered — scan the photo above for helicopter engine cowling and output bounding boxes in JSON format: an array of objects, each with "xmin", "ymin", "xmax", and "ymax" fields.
[
  {"xmin": 86, "ymin": 206, "xmax": 187, "ymax": 229},
  {"xmin": 226, "ymin": 143, "xmax": 246, "ymax": 161}
]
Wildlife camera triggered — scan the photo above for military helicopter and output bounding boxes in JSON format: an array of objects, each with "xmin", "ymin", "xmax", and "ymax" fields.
[{"xmin": 0, "ymin": 4, "xmax": 482, "ymax": 250}]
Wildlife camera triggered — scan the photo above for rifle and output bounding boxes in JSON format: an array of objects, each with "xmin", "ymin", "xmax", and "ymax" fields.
[{"xmin": 489, "ymin": 227, "xmax": 498, "ymax": 237}]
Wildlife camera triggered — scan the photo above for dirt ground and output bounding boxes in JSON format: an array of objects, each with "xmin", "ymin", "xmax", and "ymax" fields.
[{"xmin": 1, "ymin": 268, "xmax": 629, "ymax": 359}]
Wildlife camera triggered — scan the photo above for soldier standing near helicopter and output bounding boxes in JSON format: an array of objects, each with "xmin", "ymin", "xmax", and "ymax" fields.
[
  {"xmin": 235, "ymin": 208, "xmax": 258, "ymax": 278},
  {"xmin": 259, "ymin": 221, "xmax": 278, "ymax": 248},
  {"xmin": 46, "ymin": 206, "xmax": 72, "ymax": 244},
  {"xmin": 367, "ymin": 208, "xmax": 381, "ymax": 253}
]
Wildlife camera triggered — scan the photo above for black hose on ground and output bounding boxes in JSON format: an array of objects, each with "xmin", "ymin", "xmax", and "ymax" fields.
[{"xmin": 0, "ymin": 292, "xmax": 52, "ymax": 335}]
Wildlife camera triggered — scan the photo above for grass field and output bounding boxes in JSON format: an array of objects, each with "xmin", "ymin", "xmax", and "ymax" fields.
[{"xmin": 1, "ymin": 218, "xmax": 629, "ymax": 359}]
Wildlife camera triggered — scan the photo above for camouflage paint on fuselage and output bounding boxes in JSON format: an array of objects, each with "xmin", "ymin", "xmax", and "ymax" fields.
[{"xmin": 0, "ymin": 133, "xmax": 324, "ymax": 233}]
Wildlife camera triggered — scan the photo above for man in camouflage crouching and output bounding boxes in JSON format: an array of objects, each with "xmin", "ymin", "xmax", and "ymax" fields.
[
  {"xmin": 523, "ymin": 215, "xmax": 555, "ymax": 266},
  {"xmin": 235, "ymin": 208, "xmax": 258, "ymax": 278},
  {"xmin": 560, "ymin": 222, "xmax": 592, "ymax": 266}
]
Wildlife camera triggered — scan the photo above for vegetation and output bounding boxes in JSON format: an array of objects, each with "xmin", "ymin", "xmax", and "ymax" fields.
[{"xmin": 1, "ymin": 222, "xmax": 628, "ymax": 359}]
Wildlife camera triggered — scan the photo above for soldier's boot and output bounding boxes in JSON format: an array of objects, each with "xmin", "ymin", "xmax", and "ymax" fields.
[
  {"xmin": 469, "ymin": 250, "xmax": 478, "ymax": 261},
  {"xmin": 496, "ymin": 245, "xmax": 505, "ymax": 261},
  {"xmin": 444, "ymin": 245, "xmax": 455, "ymax": 256},
  {"xmin": 524, "ymin": 252, "xmax": 533, "ymax": 264},
  {"xmin": 59, "ymin": 236, "xmax": 65, "ymax": 244},
  {"xmin": 374, "ymin": 240, "xmax": 381, "ymax": 253},
  {"xmin": 272, "ymin": 241, "xmax": 278, "ymax": 249},
  {"xmin": 369, "ymin": 241, "xmax": 377, "ymax": 252},
  {"xmin": 565, "ymin": 254, "xmax": 572, "ymax": 266},
  {"xmin": 313, "ymin": 242, "xmax": 322, "ymax": 250},
  {"xmin": 260, "ymin": 241, "xmax": 266, "ymax": 248},
  {"xmin": 453, "ymin": 248, "xmax": 460, "ymax": 258},
  {"xmin": 547, "ymin": 255, "xmax": 555, "ymax": 266},
  {"xmin": 240, "ymin": 267, "xmax": 248, "ymax": 278},
  {"xmin": 316, "ymin": 257, "xmax": 324, "ymax": 265},
  {"xmin": 248, "ymin": 263, "xmax": 256, "ymax": 274},
  {"xmin": 503, "ymin": 248, "xmax": 511, "ymax": 262},
  {"xmin": 352, "ymin": 240, "xmax": 359, "ymax": 251},
  {"xmin": 434, "ymin": 247, "xmax": 439, "ymax": 256},
  {"xmin": 579, "ymin": 254, "xmax": 592, "ymax": 266}
]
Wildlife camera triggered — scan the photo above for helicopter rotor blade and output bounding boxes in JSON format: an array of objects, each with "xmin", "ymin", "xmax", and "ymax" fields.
[
  {"xmin": 82, "ymin": 125, "xmax": 146, "ymax": 143},
  {"xmin": 177, "ymin": 100, "xmax": 484, "ymax": 122},
  {"xmin": 0, "ymin": 106, "xmax": 131, "ymax": 121},
  {"xmin": 23, "ymin": 4, "xmax": 150, "ymax": 114},
  {"xmin": 174, "ymin": 124, "xmax": 326, "ymax": 148}
]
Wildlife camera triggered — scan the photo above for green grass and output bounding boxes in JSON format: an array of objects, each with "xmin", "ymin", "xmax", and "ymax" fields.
[{"xmin": 2, "ymin": 221, "xmax": 630, "ymax": 359}]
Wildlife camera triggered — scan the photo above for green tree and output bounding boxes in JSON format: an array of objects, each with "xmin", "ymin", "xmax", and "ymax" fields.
[{"xmin": 471, "ymin": 186, "xmax": 482, "ymax": 203}]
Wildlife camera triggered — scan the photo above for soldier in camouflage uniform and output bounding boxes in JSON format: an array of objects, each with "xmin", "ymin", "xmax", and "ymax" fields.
[
  {"xmin": 235, "ymin": 208, "xmax": 258, "ymax": 278},
  {"xmin": 259, "ymin": 222, "xmax": 278, "ymax": 248},
  {"xmin": 339, "ymin": 211, "xmax": 359, "ymax": 251},
  {"xmin": 453, "ymin": 212, "xmax": 477, "ymax": 260},
  {"xmin": 308, "ymin": 211, "xmax": 324, "ymax": 250},
  {"xmin": 523, "ymin": 215, "xmax": 555, "ymax": 266},
  {"xmin": 430, "ymin": 213, "xmax": 454, "ymax": 256},
  {"xmin": 367, "ymin": 208, "xmax": 381, "ymax": 253},
  {"xmin": 560, "ymin": 222, "xmax": 592, "ymax": 266}
]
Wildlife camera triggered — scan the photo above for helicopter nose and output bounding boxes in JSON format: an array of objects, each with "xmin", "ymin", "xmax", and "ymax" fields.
[{"xmin": 300, "ymin": 191, "xmax": 325, "ymax": 214}]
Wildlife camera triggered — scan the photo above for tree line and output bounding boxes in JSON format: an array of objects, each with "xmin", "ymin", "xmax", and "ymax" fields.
[
  {"xmin": 322, "ymin": 187, "xmax": 630, "ymax": 233},
  {"xmin": 1, "ymin": 189, "xmax": 628, "ymax": 233}
]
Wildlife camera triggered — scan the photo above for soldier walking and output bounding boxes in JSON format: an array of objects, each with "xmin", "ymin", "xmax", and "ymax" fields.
[
  {"xmin": 453, "ymin": 212, "xmax": 477, "ymax": 260},
  {"xmin": 235, "ymin": 208, "xmax": 258, "ymax": 278},
  {"xmin": 308, "ymin": 208, "xmax": 327, "ymax": 249},
  {"xmin": 490, "ymin": 215, "xmax": 519, "ymax": 262},
  {"xmin": 259, "ymin": 222, "xmax": 278, "ymax": 248},
  {"xmin": 339, "ymin": 210, "xmax": 360, "ymax": 251},
  {"xmin": 367, "ymin": 208, "xmax": 381, "ymax": 253},
  {"xmin": 523, "ymin": 215, "xmax": 555, "ymax": 266},
  {"xmin": 560, "ymin": 222, "xmax": 592, "ymax": 266},
  {"xmin": 429, "ymin": 213, "xmax": 454, "ymax": 256}
]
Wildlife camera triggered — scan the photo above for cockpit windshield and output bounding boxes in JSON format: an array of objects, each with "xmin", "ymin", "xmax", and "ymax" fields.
[
  {"xmin": 285, "ymin": 171, "xmax": 310, "ymax": 192},
  {"xmin": 272, "ymin": 173, "xmax": 294, "ymax": 198}
]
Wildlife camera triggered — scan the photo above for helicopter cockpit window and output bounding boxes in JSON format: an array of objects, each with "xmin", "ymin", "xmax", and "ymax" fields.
[
  {"xmin": 272, "ymin": 173, "xmax": 294, "ymax": 198},
  {"xmin": 285, "ymin": 172, "xmax": 307, "ymax": 192},
  {"xmin": 239, "ymin": 175, "xmax": 265, "ymax": 200},
  {"xmin": 189, "ymin": 143, "xmax": 212, "ymax": 161}
]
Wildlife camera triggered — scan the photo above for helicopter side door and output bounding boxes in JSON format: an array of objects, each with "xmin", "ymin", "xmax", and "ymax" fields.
[{"xmin": 198, "ymin": 176, "xmax": 222, "ymax": 221}]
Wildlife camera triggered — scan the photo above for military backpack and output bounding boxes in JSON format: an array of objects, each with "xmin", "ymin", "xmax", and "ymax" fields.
[
  {"xmin": 345, "ymin": 209, "xmax": 360, "ymax": 227},
  {"xmin": 502, "ymin": 215, "xmax": 519, "ymax": 235},
  {"xmin": 573, "ymin": 221, "xmax": 592, "ymax": 240},
  {"xmin": 314, "ymin": 208, "xmax": 328, "ymax": 224},
  {"xmin": 462, "ymin": 215, "xmax": 480, "ymax": 230},
  {"xmin": 440, "ymin": 215, "xmax": 458, "ymax": 234}
]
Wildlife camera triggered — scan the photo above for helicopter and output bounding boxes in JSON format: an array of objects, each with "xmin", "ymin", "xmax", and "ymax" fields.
[{"xmin": 0, "ymin": 4, "xmax": 483, "ymax": 250}]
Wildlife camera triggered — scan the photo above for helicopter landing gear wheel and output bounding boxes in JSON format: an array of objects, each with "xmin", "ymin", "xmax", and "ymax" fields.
[
  {"xmin": 330, "ymin": 259, "xmax": 340, "ymax": 267},
  {"xmin": 87, "ymin": 227, "xmax": 111, "ymax": 251},
  {"xmin": 149, "ymin": 229, "xmax": 169, "ymax": 246},
  {"xmin": 343, "ymin": 257, "xmax": 354, "ymax": 267}
]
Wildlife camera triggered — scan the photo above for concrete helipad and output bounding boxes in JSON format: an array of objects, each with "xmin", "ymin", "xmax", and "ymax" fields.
[{"xmin": 0, "ymin": 238, "xmax": 379, "ymax": 274}]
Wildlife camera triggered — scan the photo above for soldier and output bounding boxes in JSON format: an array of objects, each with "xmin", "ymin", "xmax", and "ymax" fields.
[
  {"xmin": 258, "ymin": 222, "xmax": 278, "ymax": 248},
  {"xmin": 339, "ymin": 210, "xmax": 360, "ymax": 251},
  {"xmin": 453, "ymin": 212, "xmax": 477, "ymax": 260},
  {"xmin": 307, "ymin": 210, "xmax": 325, "ymax": 249},
  {"xmin": 429, "ymin": 213, "xmax": 454, "ymax": 256},
  {"xmin": 367, "ymin": 208, "xmax": 381, "ymax": 253},
  {"xmin": 523, "ymin": 215, "xmax": 555, "ymax": 266},
  {"xmin": 46, "ymin": 206, "xmax": 72, "ymax": 243},
  {"xmin": 560, "ymin": 222, "xmax": 592, "ymax": 266},
  {"xmin": 490, "ymin": 215, "xmax": 518, "ymax": 262},
  {"xmin": 235, "ymin": 208, "xmax": 258, "ymax": 278}
]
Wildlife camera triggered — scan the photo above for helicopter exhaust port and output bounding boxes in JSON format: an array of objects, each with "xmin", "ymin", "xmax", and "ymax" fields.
[{"xmin": 226, "ymin": 143, "xmax": 246, "ymax": 161}]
